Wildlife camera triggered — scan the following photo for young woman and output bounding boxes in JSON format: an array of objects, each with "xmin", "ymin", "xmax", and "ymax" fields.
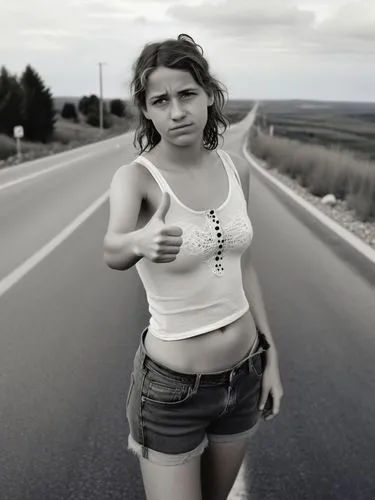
[{"xmin": 103, "ymin": 33, "xmax": 283, "ymax": 500}]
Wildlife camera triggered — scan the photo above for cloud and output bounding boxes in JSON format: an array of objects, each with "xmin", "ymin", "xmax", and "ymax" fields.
[
  {"xmin": 167, "ymin": 1, "xmax": 315, "ymax": 35},
  {"xmin": 165, "ymin": 0, "xmax": 318, "ymax": 54},
  {"xmin": 3, "ymin": 0, "xmax": 375, "ymax": 57},
  {"xmin": 20, "ymin": 29, "xmax": 91, "ymax": 39},
  {"xmin": 163, "ymin": 0, "xmax": 375, "ymax": 56},
  {"xmin": 0, "ymin": 1, "xmax": 156, "ymax": 56},
  {"xmin": 317, "ymin": 0, "xmax": 375, "ymax": 41},
  {"xmin": 0, "ymin": 1, "xmax": 108, "ymax": 50},
  {"xmin": 0, "ymin": 0, "xmax": 176, "ymax": 52},
  {"xmin": 22, "ymin": 40, "xmax": 66, "ymax": 52},
  {"xmin": 298, "ymin": 0, "xmax": 375, "ymax": 57},
  {"xmin": 1, "ymin": 0, "xmax": 375, "ymax": 101}
]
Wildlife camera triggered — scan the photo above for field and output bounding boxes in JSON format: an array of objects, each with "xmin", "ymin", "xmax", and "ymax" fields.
[
  {"xmin": 256, "ymin": 100, "xmax": 375, "ymax": 162},
  {"xmin": 223, "ymin": 99, "xmax": 255, "ymax": 124},
  {"xmin": 249, "ymin": 100, "xmax": 375, "ymax": 222}
]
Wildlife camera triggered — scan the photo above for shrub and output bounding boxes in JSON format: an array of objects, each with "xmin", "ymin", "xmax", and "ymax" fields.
[
  {"xmin": 110, "ymin": 99, "xmax": 126, "ymax": 117},
  {"xmin": 61, "ymin": 102, "xmax": 79, "ymax": 122}
]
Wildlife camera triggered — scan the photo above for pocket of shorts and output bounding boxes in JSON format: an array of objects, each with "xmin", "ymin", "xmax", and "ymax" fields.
[
  {"xmin": 250, "ymin": 352, "xmax": 265, "ymax": 378},
  {"xmin": 142, "ymin": 371, "xmax": 193, "ymax": 406}
]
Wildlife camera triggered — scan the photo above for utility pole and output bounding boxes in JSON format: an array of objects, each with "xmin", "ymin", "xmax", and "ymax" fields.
[{"xmin": 98, "ymin": 62, "xmax": 107, "ymax": 134}]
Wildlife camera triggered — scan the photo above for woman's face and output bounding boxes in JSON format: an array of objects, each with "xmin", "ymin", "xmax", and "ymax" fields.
[{"xmin": 142, "ymin": 66, "xmax": 214, "ymax": 146}]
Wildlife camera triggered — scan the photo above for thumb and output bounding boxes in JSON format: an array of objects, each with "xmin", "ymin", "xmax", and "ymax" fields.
[{"xmin": 154, "ymin": 192, "xmax": 171, "ymax": 223}]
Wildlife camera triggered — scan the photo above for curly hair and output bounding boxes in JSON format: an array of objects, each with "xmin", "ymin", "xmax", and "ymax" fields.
[{"xmin": 129, "ymin": 33, "xmax": 229, "ymax": 154}]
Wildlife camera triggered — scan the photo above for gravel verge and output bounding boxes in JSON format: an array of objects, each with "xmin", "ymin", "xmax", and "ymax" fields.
[{"xmin": 248, "ymin": 154, "xmax": 375, "ymax": 251}]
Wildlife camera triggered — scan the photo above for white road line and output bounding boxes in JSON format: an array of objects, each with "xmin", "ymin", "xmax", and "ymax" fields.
[
  {"xmin": 228, "ymin": 465, "xmax": 248, "ymax": 499},
  {"xmin": 242, "ymin": 142, "xmax": 375, "ymax": 265},
  {"xmin": 0, "ymin": 153, "xmax": 93, "ymax": 191},
  {"xmin": 0, "ymin": 130, "xmax": 132, "ymax": 173},
  {"xmin": 0, "ymin": 190, "xmax": 109, "ymax": 299}
]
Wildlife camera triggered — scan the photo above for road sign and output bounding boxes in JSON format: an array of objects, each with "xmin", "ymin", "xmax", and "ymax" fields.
[{"xmin": 13, "ymin": 126, "xmax": 24, "ymax": 139}]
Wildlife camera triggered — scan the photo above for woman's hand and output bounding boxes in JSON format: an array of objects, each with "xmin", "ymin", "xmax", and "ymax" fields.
[{"xmin": 258, "ymin": 347, "xmax": 284, "ymax": 420}]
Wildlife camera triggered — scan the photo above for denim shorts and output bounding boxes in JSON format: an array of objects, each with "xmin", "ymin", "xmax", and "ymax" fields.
[{"xmin": 126, "ymin": 326, "xmax": 270, "ymax": 466}]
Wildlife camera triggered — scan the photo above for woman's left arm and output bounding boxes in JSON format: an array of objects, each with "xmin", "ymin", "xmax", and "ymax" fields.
[
  {"xmin": 241, "ymin": 261, "xmax": 276, "ymax": 351},
  {"xmin": 231, "ymin": 151, "xmax": 284, "ymax": 418}
]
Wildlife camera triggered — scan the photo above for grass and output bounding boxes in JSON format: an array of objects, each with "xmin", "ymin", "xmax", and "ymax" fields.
[
  {"xmin": 0, "ymin": 111, "xmax": 137, "ymax": 167},
  {"xmin": 248, "ymin": 128, "xmax": 375, "ymax": 222}
]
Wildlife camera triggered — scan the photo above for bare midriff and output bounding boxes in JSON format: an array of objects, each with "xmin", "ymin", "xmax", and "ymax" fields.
[{"xmin": 144, "ymin": 308, "xmax": 258, "ymax": 373}]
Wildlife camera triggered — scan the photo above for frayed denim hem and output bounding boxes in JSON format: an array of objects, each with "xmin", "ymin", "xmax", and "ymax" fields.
[{"xmin": 127, "ymin": 433, "xmax": 209, "ymax": 466}]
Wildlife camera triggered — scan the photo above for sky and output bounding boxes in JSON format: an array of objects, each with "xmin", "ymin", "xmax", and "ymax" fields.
[{"xmin": 1, "ymin": 0, "xmax": 375, "ymax": 102}]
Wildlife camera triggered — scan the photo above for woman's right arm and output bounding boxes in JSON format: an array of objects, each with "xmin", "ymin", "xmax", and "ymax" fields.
[{"xmin": 103, "ymin": 163, "xmax": 145, "ymax": 271}]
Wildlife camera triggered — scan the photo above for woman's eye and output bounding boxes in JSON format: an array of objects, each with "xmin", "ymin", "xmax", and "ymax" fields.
[
  {"xmin": 153, "ymin": 98, "xmax": 166, "ymax": 105},
  {"xmin": 153, "ymin": 92, "xmax": 196, "ymax": 105}
]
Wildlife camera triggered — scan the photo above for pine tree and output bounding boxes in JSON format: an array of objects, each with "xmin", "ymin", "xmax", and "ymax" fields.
[
  {"xmin": 0, "ymin": 66, "xmax": 25, "ymax": 137},
  {"xmin": 20, "ymin": 65, "xmax": 56, "ymax": 143}
]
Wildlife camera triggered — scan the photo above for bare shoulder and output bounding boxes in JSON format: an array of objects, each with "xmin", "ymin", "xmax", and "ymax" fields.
[
  {"xmin": 111, "ymin": 161, "xmax": 145, "ymax": 193},
  {"xmin": 105, "ymin": 161, "xmax": 146, "ymax": 238}
]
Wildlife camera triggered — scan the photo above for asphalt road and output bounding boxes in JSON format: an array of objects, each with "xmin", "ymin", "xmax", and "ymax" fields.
[{"xmin": 1, "ymin": 114, "xmax": 375, "ymax": 500}]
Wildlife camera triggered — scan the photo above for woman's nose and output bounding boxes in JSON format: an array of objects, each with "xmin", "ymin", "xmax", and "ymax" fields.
[{"xmin": 170, "ymin": 99, "xmax": 185, "ymax": 119}]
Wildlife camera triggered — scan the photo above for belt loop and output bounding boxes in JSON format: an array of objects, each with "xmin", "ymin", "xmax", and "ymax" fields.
[
  {"xmin": 140, "ymin": 327, "xmax": 148, "ymax": 370},
  {"xmin": 140, "ymin": 349, "xmax": 147, "ymax": 370},
  {"xmin": 193, "ymin": 373, "xmax": 201, "ymax": 392},
  {"xmin": 247, "ymin": 356, "xmax": 252, "ymax": 373},
  {"xmin": 229, "ymin": 368, "xmax": 235, "ymax": 385}
]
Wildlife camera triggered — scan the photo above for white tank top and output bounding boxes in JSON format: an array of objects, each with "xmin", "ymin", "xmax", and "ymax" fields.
[{"xmin": 134, "ymin": 148, "xmax": 254, "ymax": 340}]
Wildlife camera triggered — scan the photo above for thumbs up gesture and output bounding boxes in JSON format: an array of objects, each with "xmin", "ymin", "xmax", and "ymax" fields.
[{"xmin": 135, "ymin": 192, "xmax": 183, "ymax": 263}]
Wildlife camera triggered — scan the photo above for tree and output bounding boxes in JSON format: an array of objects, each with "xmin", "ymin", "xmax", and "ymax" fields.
[
  {"xmin": 78, "ymin": 95, "xmax": 89, "ymax": 115},
  {"xmin": 86, "ymin": 108, "xmax": 112, "ymax": 129},
  {"xmin": 0, "ymin": 66, "xmax": 25, "ymax": 137},
  {"xmin": 87, "ymin": 94, "xmax": 100, "ymax": 114},
  {"xmin": 61, "ymin": 102, "xmax": 79, "ymax": 122},
  {"xmin": 79, "ymin": 94, "xmax": 101, "ymax": 117},
  {"xmin": 20, "ymin": 65, "xmax": 56, "ymax": 143},
  {"xmin": 83, "ymin": 94, "xmax": 112, "ymax": 128},
  {"xmin": 110, "ymin": 98, "xmax": 126, "ymax": 117}
]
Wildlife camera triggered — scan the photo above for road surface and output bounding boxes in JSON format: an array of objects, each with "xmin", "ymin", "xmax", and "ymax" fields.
[{"xmin": 1, "ymin": 111, "xmax": 375, "ymax": 499}]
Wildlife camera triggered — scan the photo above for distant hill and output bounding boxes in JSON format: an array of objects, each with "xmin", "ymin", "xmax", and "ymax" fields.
[{"xmin": 259, "ymin": 99, "xmax": 375, "ymax": 114}]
